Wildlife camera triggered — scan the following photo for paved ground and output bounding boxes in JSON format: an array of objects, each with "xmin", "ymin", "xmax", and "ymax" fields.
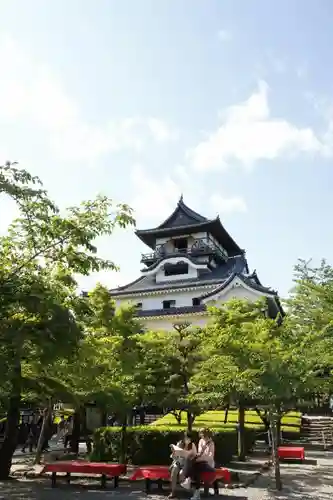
[
  {"xmin": 2, "ymin": 451, "xmax": 333, "ymax": 500},
  {"xmin": 13, "ymin": 441, "xmax": 87, "ymax": 458}
]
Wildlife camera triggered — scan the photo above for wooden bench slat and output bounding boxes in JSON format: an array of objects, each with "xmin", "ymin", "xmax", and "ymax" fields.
[{"xmin": 42, "ymin": 461, "xmax": 126, "ymax": 489}]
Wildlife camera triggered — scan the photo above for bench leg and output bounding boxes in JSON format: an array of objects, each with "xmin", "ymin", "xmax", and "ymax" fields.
[
  {"xmin": 66, "ymin": 472, "xmax": 71, "ymax": 484},
  {"xmin": 145, "ymin": 478, "xmax": 151, "ymax": 494},
  {"xmin": 51, "ymin": 472, "xmax": 57, "ymax": 488},
  {"xmin": 101, "ymin": 474, "xmax": 107, "ymax": 489},
  {"xmin": 157, "ymin": 479, "xmax": 163, "ymax": 492},
  {"xmin": 114, "ymin": 475, "xmax": 119, "ymax": 488}
]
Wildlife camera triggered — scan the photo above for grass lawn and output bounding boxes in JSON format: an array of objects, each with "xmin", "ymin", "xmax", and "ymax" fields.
[{"xmin": 151, "ymin": 409, "xmax": 302, "ymax": 433}]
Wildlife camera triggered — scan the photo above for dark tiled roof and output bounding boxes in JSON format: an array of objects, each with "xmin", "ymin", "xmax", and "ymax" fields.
[
  {"xmin": 109, "ymin": 255, "xmax": 248, "ymax": 296},
  {"xmin": 242, "ymin": 275, "xmax": 277, "ymax": 295},
  {"xmin": 136, "ymin": 197, "xmax": 209, "ymax": 239},
  {"xmin": 199, "ymin": 273, "xmax": 277, "ymax": 300},
  {"xmin": 135, "ymin": 197, "xmax": 243, "ymax": 255},
  {"xmin": 135, "ymin": 298, "xmax": 283, "ymax": 321},
  {"xmin": 157, "ymin": 195, "xmax": 208, "ymax": 228},
  {"xmin": 197, "ymin": 272, "xmax": 284, "ymax": 319},
  {"xmin": 137, "ymin": 305, "xmax": 206, "ymax": 317},
  {"xmin": 137, "ymin": 297, "xmax": 285, "ymax": 318}
]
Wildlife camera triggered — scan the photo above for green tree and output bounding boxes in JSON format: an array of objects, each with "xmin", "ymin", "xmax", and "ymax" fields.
[
  {"xmin": 41, "ymin": 284, "xmax": 144, "ymax": 460},
  {"xmin": 286, "ymin": 259, "xmax": 333, "ymax": 408},
  {"xmin": 194, "ymin": 298, "xmax": 333, "ymax": 490},
  {"xmin": 191, "ymin": 300, "xmax": 264, "ymax": 461},
  {"xmin": 137, "ymin": 323, "xmax": 205, "ymax": 431},
  {"xmin": 0, "ymin": 162, "xmax": 134, "ymax": 478}
]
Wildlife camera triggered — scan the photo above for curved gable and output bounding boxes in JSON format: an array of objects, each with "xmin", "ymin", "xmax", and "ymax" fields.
[
  {"xmin": 200, "ymin": 273, "xmax": 277, "ymax": 304},
  {"xmin": 143, "ymin": 256, "xmax": 209, "ymax": 277}
]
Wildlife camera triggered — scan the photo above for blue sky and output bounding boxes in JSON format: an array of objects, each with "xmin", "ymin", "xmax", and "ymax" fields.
[{"xmin": 0, "ymin": 0, "xmax": 332, "ymax": 297}]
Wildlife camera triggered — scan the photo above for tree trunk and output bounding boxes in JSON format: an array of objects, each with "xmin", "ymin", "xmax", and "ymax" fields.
[
  {"xmin": 276, "ymin": 416, "xmax": 282, "ymax": 447},
  {"xmin": 224, "ymin": 405, "xmax": 229, "ymax": 424},
  {"xmin": 0, "ymin": 395, "xmax": 21, "ymax": 479},
  {"xmin": 139, "ymin": 409, "xmax": 145, "ymax": 425},
  {"xmin": 171, "ymin": 410, "xmax": 182, "ymax": 424},
  {"xmin": 186, "ymin": 411, "xmax": 193, "ymax": 432},
  {"xmin": 270, "ymin": 412, "xmax": 282, "ymax": 490},
  {"xmin": 254, "ymin": 407, "xmax": 270, "ymax": 444},
  {"xmin": 81, "ymin": 407, "xmax": 92, "ymax": 455},
  {"xmin": 34, "ymin": 406, "xmax": 51, "ymax": 465},
  {"xmin": 0, "ymin": 359, "xmax": 22, "ymax": 480},
  {"xmin": 101, "ymin": 410, "xmax": 107, "ymax": 427},
  {"xmin": 238, "ymin": 403, "xmax": 246, "ymax": 461},
  {"xmin": 120, "ymin": 416, "xmax": 127, "ymax": 464},
  {"xmin": 254, "ymin": 407, "xmax": 270, "ymax": 432},
  {"xmin": 70, "ymin": 410, "xmax": 81, "ymax": 455},
  {"xmin": 128, "ymin": 411, "xmax": 134, "ymax": 427},
  {"xmin": 81, "ymin": 406, "xmax": 87, "ymax": 430}
]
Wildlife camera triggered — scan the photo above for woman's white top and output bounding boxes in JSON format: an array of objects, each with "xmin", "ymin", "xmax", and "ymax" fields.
[{"xmin": 196, "ymin": 438, "xmax": 215, "ymax": 468}]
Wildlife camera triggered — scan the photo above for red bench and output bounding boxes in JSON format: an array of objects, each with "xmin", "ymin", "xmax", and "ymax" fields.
[
  {"xmin": 130, "ymin": 465, "xmax": 231, "ymax": 494},
  {"xmin": 41, "ymin": 461, "xmax": 127, "ymax": 488},
  {"xmin": 278, "ymin": 446, "xmax": 305, "ymax": 461}
]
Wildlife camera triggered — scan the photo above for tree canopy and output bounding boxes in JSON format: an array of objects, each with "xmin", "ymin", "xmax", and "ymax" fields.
[
  {"xmin": 3, "ymin": 163, "xmax": 333, "ymax": 491},
  {"xmin": 0, "ymin": 162, "xmax": 135, "ymax": 478}
]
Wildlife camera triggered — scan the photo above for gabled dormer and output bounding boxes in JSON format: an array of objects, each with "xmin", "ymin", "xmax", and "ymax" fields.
[{"xmin": 136, "ymin": 196, "xmax": 244, "ymax": 268}]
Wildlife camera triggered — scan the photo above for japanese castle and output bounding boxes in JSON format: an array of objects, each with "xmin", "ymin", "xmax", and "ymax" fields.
[{"xmin": 110, "ymin": 196, "xmax": 283, "ymax": 330}]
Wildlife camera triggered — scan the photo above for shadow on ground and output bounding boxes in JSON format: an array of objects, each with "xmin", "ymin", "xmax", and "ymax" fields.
[
  {"xmin": 0, "ymin": 479, "xmax": 148, "ymax": 500},
  {"xmin": 3, "ymin": 456, "xmax": 333, "ymax": 500},
  {"xmin": 245, "ymin": 459, "xmax": 333, "ymax": 500},
  {"xmin": 0, "ymin": 479, "xmax": 249, "ymax": 500}
]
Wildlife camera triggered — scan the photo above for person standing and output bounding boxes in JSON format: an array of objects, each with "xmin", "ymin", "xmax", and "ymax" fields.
[
  {"xmin": 64, "ymin": 416, "xmax": 73, "ymax": 450},
  {"xmin": 56, "ymin": 415, "xmax": 66, "ymax": 443},
  {"xmin": 21, "ymin": 424, "xmax": 35, "ymax": 453}
]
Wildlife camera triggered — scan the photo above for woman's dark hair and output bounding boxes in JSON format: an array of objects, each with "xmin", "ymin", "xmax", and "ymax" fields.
[{"xmin": 180, "ymin": 431, "xmax": 194, "ymax": 450}]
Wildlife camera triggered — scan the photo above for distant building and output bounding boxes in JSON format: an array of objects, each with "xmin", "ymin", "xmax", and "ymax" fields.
[{"xmin": 110, "ymin": 196, "xmax": 283, "ymax": 330}]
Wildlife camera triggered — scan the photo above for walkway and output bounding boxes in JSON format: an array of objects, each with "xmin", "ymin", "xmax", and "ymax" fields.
[{"xmin": 3, "ymin": 451, "xmax": 333, "ymax": 499}]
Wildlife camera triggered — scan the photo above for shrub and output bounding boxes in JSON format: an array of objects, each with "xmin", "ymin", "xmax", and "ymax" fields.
[
  {"xmin": 92, "ymin": 425, "xmax": 257, "ymax": 465},
  {"xmin": 152, "ymin": 410, "xmax": 302, "ymax": 434}
]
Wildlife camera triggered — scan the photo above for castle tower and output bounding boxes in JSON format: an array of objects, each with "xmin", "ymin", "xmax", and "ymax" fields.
[{"xmin": 109, "ymin": 196, "xmax": 282, "ymax": 329}]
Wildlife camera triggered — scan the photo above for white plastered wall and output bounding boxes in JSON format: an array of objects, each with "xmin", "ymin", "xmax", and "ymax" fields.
[
  {"xmin": 113, "ymin": 277, "xmax": 273, "ymax": 331},
  {"xmin": 114, "ymin": 285, "xmax": 217, "ymax": 310},
  {"xmin": 141, "ymin": 314, "xmax": 209, "ymax": 331}
]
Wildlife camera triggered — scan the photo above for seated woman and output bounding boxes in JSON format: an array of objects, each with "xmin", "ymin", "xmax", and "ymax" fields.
[
  {"xmin": 169, "ymin": 431, "xmax": 197, "ymax": 499},
  {"xmin": 181, "ymin": 428, "xmax": 215, "ymax": 500}
]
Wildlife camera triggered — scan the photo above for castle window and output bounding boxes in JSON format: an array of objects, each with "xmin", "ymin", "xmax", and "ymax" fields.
[
  {"xmin": 163, "ymin": 300, "xmax": 176, "ymax": 309},
  {"xmin": 165, "ymin": 263, "xmax": 189, "ymax": 276},
  {"xmin": 192, "ymin": 298, "xmax": 200, "ymax": 306},
  {"xmin": 136, "ymin": 302, "xmax": 143, "ymax": 310},
  {"xmin": 174, "ymin": 238, "xmax": 188, "ymax": 252}
]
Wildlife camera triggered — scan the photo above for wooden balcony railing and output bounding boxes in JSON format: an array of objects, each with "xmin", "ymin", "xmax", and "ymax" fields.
[{"xmin": 141, "ymin": 237, "xmax": 228, "ymax": 263}]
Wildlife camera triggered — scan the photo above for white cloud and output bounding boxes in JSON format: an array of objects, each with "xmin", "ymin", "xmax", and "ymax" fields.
[
  {"xmin": 130, "ymin": 164, "xmax": 181, "ymax": 222},
  {"xmin": 0, "ymin": 35, "xmax": 176, "ymax": 163},
  {"xmin": 0, "ymin": 37, "xmax": 77, "ymax": 129},
  {"xmin": 130, "ymin": 164, "xmax": 247, "ymax": 223},
  {"xmin": 217, "ymin": 29, "xmax": 232, "ymax": 42},
  {"xmin": 173, "ymin": 164, "xmax": 190, "ymax": 183},
  {"xmin": 209, "ymin": 193, "xmax": 247, "ymax": 215},
  {"xmin": 147, "ymin": 118, "xmax": 179, "ymax": 143},
  {"xmin": 188, "ymin": 80, "xmax": 326, "ymax": 171}
]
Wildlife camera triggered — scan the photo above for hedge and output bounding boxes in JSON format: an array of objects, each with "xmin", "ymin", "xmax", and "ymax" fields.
[
  {"xmin": 92, "ymin": 425, "xmax": 257, "ymax": 465},
  {"xmin": 152, "ymin": 410, "xmax": 302, "ymax": 434}
]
